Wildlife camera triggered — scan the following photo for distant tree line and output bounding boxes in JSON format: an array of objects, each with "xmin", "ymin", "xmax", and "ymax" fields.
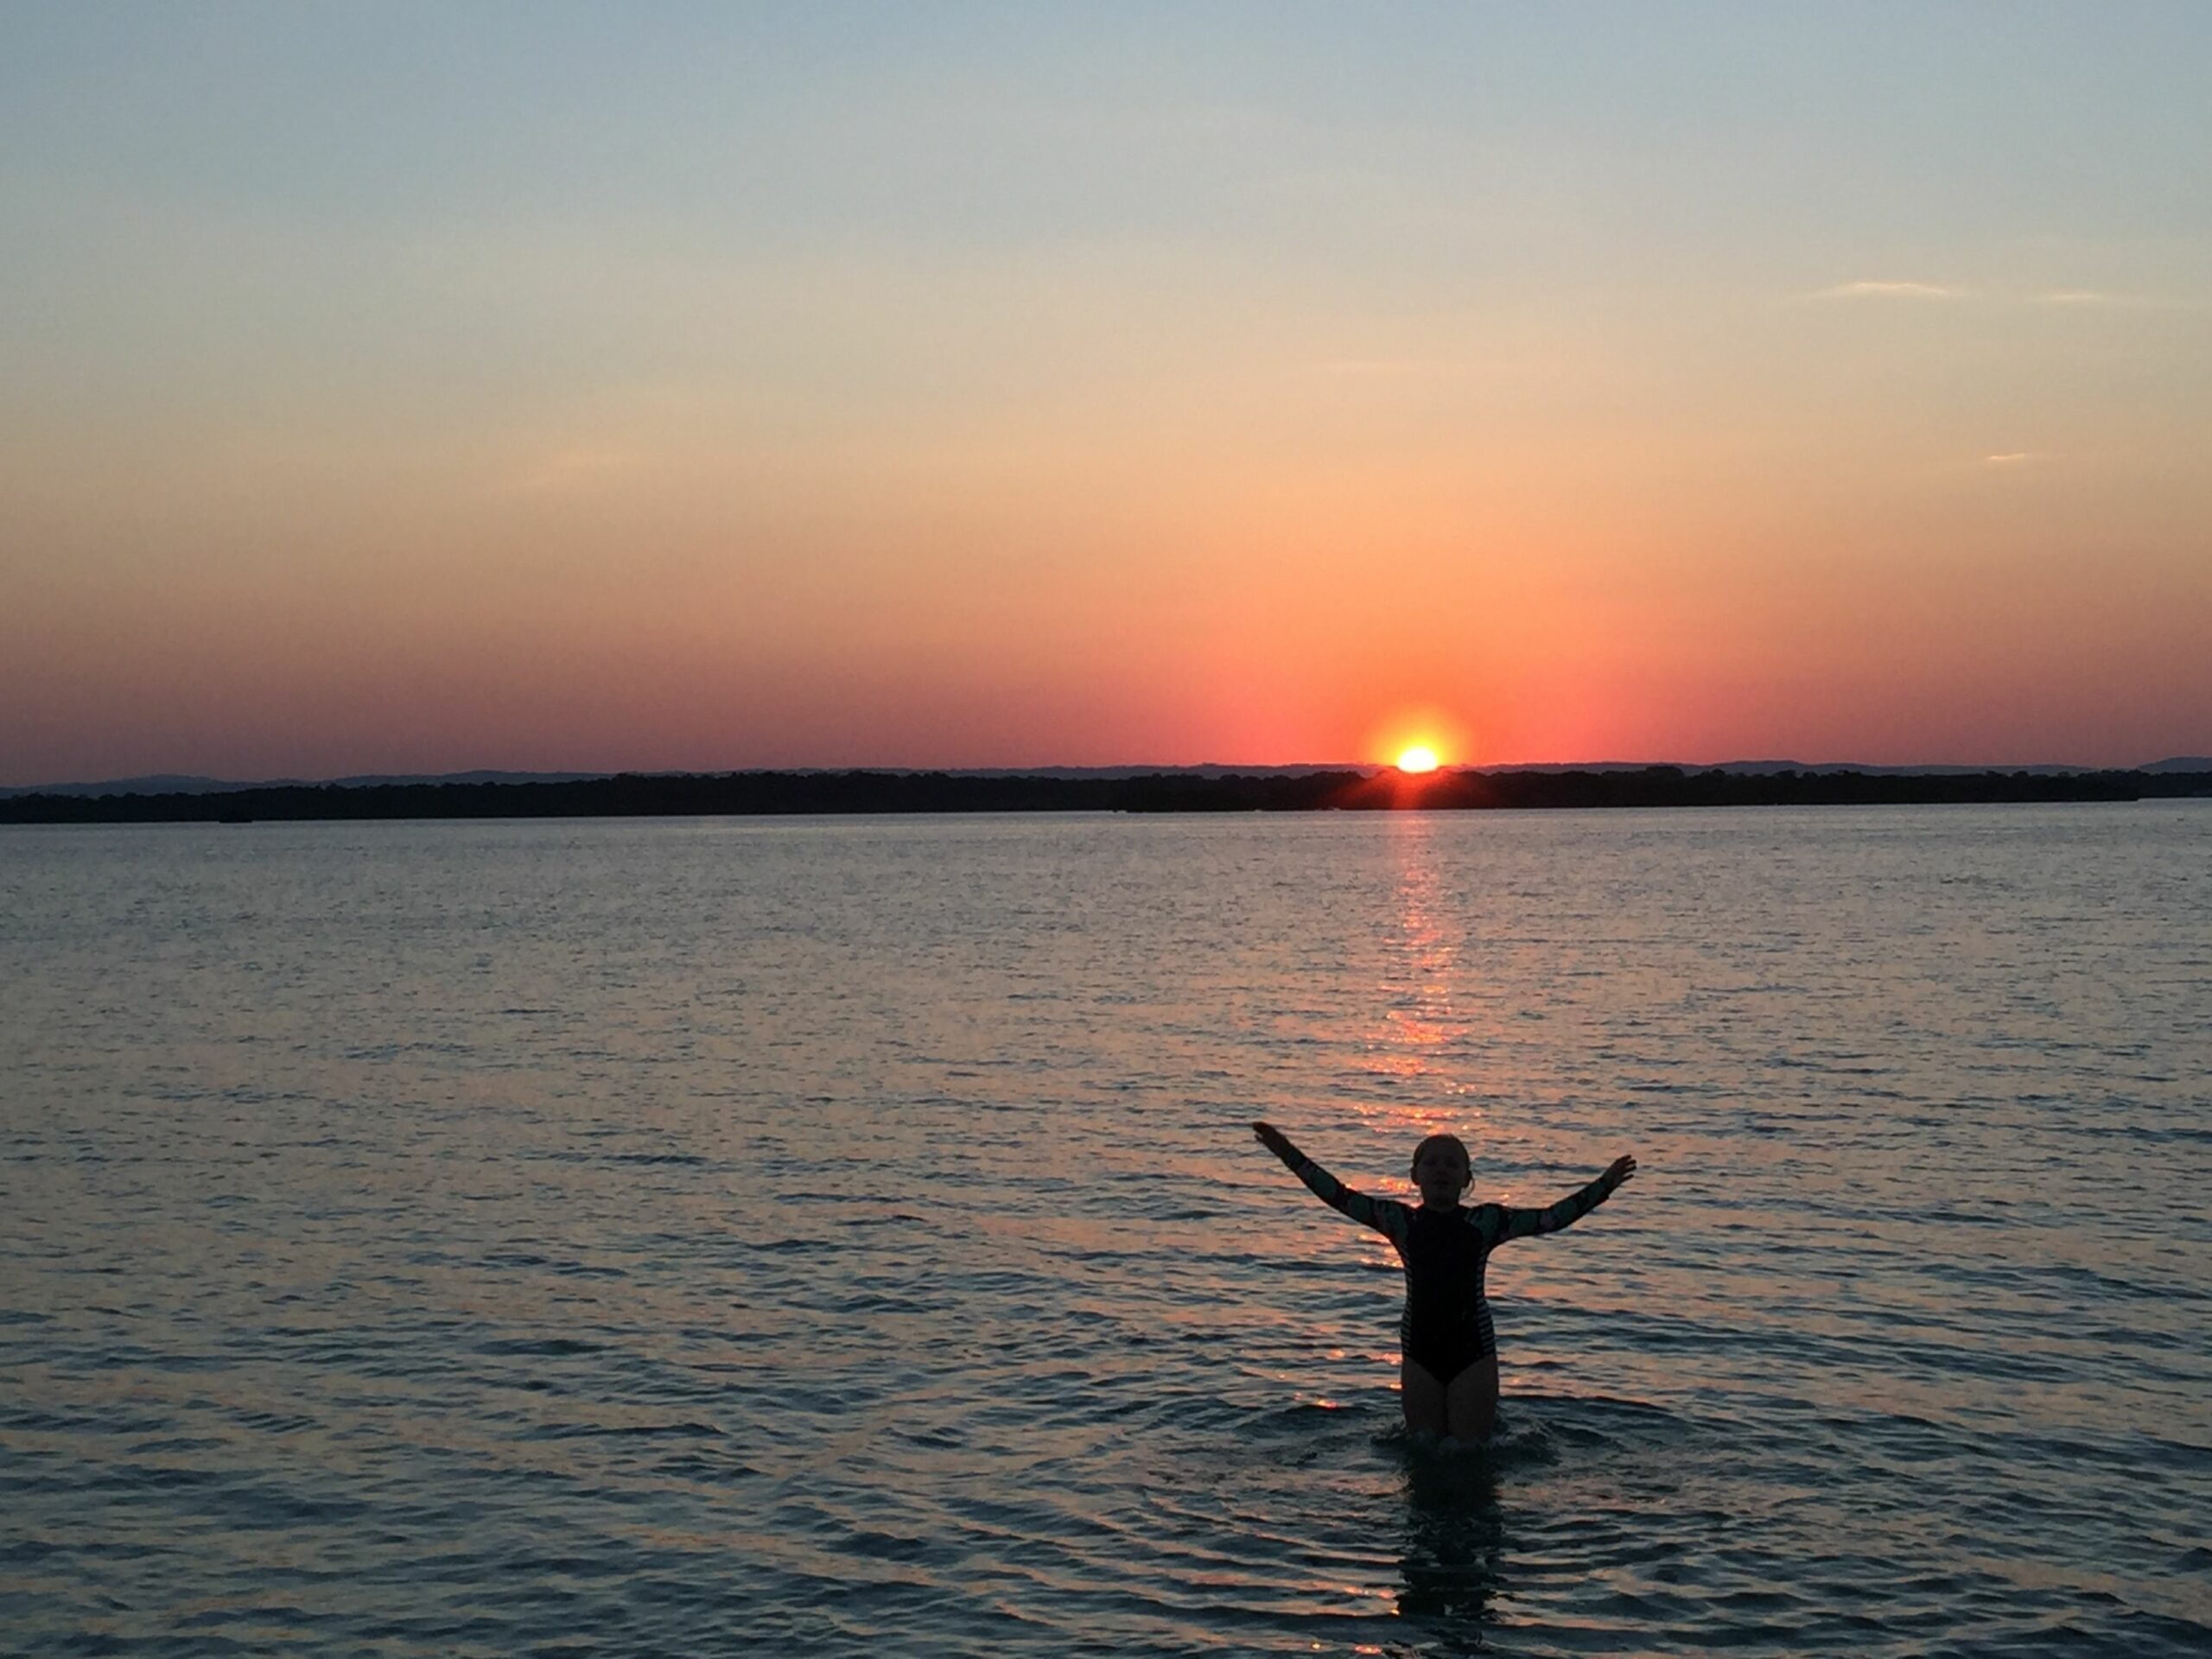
[{"xmin": 3, "ymin": 766, "xmax": 2201, "ymax": 823}]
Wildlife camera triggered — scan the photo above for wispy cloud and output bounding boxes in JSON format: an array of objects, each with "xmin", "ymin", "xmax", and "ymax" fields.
[
  {"xmin": 1808, "ymin": 281, "xmax": 2180, "ymax": 309},
  {"xmin": 1983, "ymin": 451, "xmax": 2040, "ymax": 466},
  {"xmin": 1814, "ymin": 279, "xmax": 1963, "ymax": 301},
  {"xmin": 2026, "ymin": 288, "xmax": 2184, "ymax": 308}
]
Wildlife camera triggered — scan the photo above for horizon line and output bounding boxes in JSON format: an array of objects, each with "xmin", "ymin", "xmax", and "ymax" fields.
[{"xmin": 10, "ymin": 753, "xmax": 2212, "ymax": 796}]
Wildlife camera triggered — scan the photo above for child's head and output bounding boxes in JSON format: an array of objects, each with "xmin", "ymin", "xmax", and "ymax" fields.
[{"xmin": 1409, "ymin": 1133, "xmax": 1472, "ymax": 1205}]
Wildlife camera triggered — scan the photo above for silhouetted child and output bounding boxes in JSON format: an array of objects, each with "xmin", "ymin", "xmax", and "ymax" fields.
[{"xmin": 1253, "ymin": 1120, "xmax": 1636, "ymax": 1442}]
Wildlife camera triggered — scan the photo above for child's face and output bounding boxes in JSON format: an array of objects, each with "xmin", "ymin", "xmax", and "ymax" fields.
[{"xmin": 1412, "ymin": 1141, "xmax": 1471, "ymax": 1207}]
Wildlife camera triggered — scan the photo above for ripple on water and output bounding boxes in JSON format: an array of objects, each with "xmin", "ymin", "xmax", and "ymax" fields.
[{"xmin": 2, "ymin": 808, "xmax": 2209, "ymax": 1656}]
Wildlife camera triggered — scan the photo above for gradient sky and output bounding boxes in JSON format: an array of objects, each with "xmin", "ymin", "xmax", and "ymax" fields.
[{"xmin": 3, "ymin": 3, "xmax": 2209, "ymax": 782}]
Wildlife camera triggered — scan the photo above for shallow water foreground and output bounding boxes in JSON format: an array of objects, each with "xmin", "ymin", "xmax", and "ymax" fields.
[{"xmin": 3, "ymin": 806, "xmax": 2209, "ymax": 1655}]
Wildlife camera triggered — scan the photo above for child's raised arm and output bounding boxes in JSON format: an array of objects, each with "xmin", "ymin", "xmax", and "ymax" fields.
[
  {"xmin": 1483, "ymin": 1155, "xmax": 1637, "ymax": 1243},
  {"xmin": 1253, "ymin": 1121, "xmax": 1409, "ymax": 1240}
]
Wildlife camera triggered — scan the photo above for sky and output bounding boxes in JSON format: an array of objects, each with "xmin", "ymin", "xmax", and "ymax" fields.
[{"xmin": 3, "ymin": 3, "xmax": 2208, "ymax": 782}]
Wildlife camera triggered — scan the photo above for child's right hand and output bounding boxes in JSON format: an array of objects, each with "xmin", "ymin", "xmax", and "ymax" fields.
[
  {"xmin": 1253, "ymin": 1121, "xmax": 1294, "ymax": 1159},
  {"xmin": 1605, "ymin": 1154, "xmax": 1638, "ymax": 1187}
]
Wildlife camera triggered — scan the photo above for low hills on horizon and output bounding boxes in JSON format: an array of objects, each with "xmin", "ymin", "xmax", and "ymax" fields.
[
  {"xmin": 3, "ymin": 759, "xmax": 2209, "ymax": 823},
  {"xmin": 7, "ymin": 756, "xmax": 2211, "ymax": 800}
]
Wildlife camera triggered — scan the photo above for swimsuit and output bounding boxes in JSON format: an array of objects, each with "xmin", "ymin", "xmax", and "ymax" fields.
[{"xmin": 1283, "ymin": 1152, "xmax": 1622, "ymax": 1385}]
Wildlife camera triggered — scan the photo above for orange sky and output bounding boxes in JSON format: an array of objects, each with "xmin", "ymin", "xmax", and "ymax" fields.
[{"xmin": 3, "ymin": 8, "xmax": 2208, "ymax": 781}]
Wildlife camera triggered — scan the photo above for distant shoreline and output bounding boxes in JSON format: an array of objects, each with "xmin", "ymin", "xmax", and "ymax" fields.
[{"xmin": 3, "ymin": 766, "xmax": 2206, "ymax": 823}]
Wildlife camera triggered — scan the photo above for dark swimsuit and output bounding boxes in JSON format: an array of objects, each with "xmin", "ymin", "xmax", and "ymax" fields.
[{"xmin": 1281, "ymin": 1150, "xmax": 1621, "ymax": 1385}]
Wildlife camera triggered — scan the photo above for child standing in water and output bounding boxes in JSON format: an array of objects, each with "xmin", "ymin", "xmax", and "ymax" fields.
[{"xmin": 1253, "ymin": 1121, "xmax": 1637, "ymax": 1442}]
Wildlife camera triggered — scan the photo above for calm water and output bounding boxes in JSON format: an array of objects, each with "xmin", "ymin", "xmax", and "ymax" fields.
[{"xmin": 3, "ymin": 805, "xmax": 2209, "ymax": 1656}]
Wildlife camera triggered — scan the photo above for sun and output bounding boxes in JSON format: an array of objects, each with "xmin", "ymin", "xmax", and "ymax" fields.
[{"xmin": 1369, "ymin": 708, "xmax": 1471, "ymax": 773}]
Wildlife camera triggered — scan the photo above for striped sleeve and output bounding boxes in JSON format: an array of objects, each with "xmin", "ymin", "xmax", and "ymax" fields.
[
  {"xmin": 1286, "ymin": 1153, "xmax": 1412, "ymax": 1245},
  {"xmin": 1479, "ymin": 1172, "xmax": 1621, "ymax": 1243}
]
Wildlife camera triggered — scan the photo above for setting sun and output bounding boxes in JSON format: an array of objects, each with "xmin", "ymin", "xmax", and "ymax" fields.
[{"xmin": 1396, "ymin": 746, "xmax": 1440, "ymax": 773}]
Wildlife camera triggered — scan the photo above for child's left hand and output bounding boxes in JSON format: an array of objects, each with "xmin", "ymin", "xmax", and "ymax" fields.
[{"xmin": 1605, "ymin": 1155, "xmax": 1637, "ymax": 1186}]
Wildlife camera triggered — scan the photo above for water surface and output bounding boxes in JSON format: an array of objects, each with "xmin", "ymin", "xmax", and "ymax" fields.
[{"xmin": 3, "ymin": 805, "xmax": 2208, "ymax": 1655}]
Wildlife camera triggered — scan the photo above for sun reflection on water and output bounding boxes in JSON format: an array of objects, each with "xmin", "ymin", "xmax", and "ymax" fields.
[{"xmin": 1360, "ymin": 817, "xmax": 1481, "ymax": 1144}]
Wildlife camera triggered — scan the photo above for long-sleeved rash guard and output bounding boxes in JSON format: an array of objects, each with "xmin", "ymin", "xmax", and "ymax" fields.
[{"xmin": 1274, "ymin": 1142, "xmax": 1623, "ymax": 1383}]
